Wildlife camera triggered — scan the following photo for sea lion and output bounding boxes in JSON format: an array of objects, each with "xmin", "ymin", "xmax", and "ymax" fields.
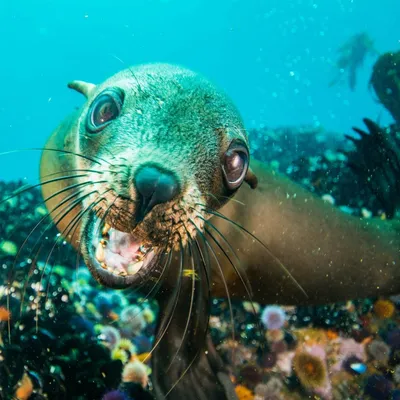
[{"xmin": 39, "ymin": 64, "xmax": 400, "ymax": 399}]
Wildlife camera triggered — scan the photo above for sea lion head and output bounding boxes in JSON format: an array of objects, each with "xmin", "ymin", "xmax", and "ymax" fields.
[{"xmin": 56, "ymin": 64, "xmax": 257, "ymax": 290}]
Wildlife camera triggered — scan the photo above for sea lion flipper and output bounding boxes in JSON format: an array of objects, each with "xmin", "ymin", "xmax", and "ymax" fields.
[{"xmin": 67, "ymin": 80, "xmax": 96, "ymax": 98}]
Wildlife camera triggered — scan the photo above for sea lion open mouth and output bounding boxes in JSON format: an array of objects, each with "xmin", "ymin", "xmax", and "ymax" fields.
[{"xmin": 81, "ymin": 212, "xmax": 159, "ymax": 289}]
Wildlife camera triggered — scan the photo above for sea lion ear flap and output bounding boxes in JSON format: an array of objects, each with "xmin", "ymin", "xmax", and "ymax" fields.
[
  {"xmin": 245, "ymin": 167, "xmax": 258, "ymax": 189},
  {"xmin": 67, "ymin": 80, "xmax": 96, "ymax": 98}
]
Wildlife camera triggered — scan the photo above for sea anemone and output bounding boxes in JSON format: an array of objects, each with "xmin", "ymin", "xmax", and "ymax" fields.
[
  {"xmin": 305, "ymin": 344, "xmax": 326, "ymax": 360},
  {"xmin": 74, "ymin": 266, "xmax": 92, "ymax": 283},
  {"xmin": 326, "ymin": 329, "xmax": 338, "ymax": 340},
  {"xmin": 111, "ymin": 348, "xmax": 129, "ymax": 364},
  {"xmin": 15, "ymin": 373, "xmax": 33, "ymax": 400},
  {"xmin": 109, "ymin": 292, "xmax": 128, "ymax": 308},
  {"xmin": 122, "ymin": 360, "xmax": 149, "ymax": 387},
  {"xmin": 243, "ymin": 301, "xmax": 261, "ymax": 314},
  {"xmin": 235, "ymin": 384, "xmax": 254, "ymax": 400},
  {"xmin": 116, "ymin": 338, "xmax": 137, "ymax": 354},
  {"xmin": 330, "ymin": 337, "xmax": 367, "ymax": 373},
  {"xmin": 275, "ymin": 351, "xmax": 295, "ymax": 376},
  {"xmin": 217, "ymin": 340, "xmax": 253, "ymax": 367},
  {"xmin": 367, "ymin": 340, "xmax": 390, "ymax": 364},
  {"xmin": 373, "ymin": 299, "xmax": 395, "ymax": 319},
  {"xmin": 142, "ymin": 307, "xmax": 156, "ymax": 324},
  {"xmin": 261, "ymin": 306, "xmax": 286, "ymax": 330},
  {"xmin": 99, "ymin": 326, "xmax": 121, "ymax": 348},
  {"xmin": 265, "ymin": 329, "xmax": 284, "ymax": 343},
  {"xmin": 339, "ymin": 338, "xmax": 366, "ymax": 361},
  {"xmin": 94, "ymin": 293, "xmax": 114, "ymax": 316},
  {"xmin": 0, "ymin": 306, "xmax": 11, "ymax": 322},
  {"xmin": 86, "ymin": 302, "xmax": 102, "ymax": 319},
  {"xmin": 254, "ymin": 377, "xmax": 283, "ymax": 399},
  {"xmin": 120, "ymin": 305, "xmax": 146, "ymax": 335},
  {"xmin": 292, "ymin": 351, "xmax": 327, "ymax": 389}
]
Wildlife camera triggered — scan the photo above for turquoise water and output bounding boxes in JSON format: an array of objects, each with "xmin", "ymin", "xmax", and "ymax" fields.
[{"xmin": 0, "ymin": 0, "xmax": 398, "ymax": 181}]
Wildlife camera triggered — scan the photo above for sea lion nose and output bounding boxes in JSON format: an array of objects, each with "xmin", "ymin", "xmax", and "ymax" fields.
[{"xmin": 135, "ymin": 166, "xmax": 179, "ymax": 221}]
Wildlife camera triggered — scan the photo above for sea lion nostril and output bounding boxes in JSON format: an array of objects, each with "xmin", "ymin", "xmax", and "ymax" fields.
[{"xmin": 135, "ymin": 166, "xmax": 179, "ymax": 220}]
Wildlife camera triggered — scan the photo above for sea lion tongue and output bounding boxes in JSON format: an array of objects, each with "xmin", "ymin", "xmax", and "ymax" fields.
[
  {"xmin": 92, "ymin": 224, "xmax": 151, "ymax": 276},
  {"xmin": 107, "ymin": 229, "xmax": 141, "ymax": 256}
]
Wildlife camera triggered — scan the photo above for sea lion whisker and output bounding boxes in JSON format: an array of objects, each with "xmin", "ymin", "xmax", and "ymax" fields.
[
  {"xmin": 5, "ymin": 239, "xmax": 47, "ymax": 343},
  {"xmin": 189, "ymin": 206, "xmax": 256, "ymax": 307},
  {"xmin": 197, "ymin": 204, "xmax": 309, "ymax": 299},
  {"xmin": 204, "ymin": 192, "xmax": 246, "ymax": 206},
  {"xmin": 143, "ymin": 242, "xmax": 180, "ymax": 363},
  {"xmin": 166, "ymin": 236, "xmax": 196, "ymax": 372},
  {"xmin": 36, "ymin": 189, "xmax": 113, "ymax": 330},
  {"xmin": 196, "ymin": 214, "xmax": 260, "ymax": 312},
  {"xmin": 1, "ymin": 173, "xmax": 96, "ymax": 206},
  {"xmin": 189, "ymin": 219, "xmax": 236, "ymax": 353},
  {"xmin": 134, "ymin": 241, "xmax": 172, "ymax": 299},
  {"xmin": 0, "ymin": 147, "xmax": 110, "ymax": 166},
  {"xmin": 109, "ymin": 247, "xmax": 171, "ymax": 328},
  {"xmin": 16, "ymin": 189, "xmax": 96, "ymax": 314},
  {"xmin": 110, "ymin": 239, "xmax": 174, "ymax": 325},
  {"xmin": 40, "ymin": 167, "xmax": 112, "ymax": 180},
  {"xmin": 94, "ymin": 192, "xmax": 119, "ymax": 238},
  {"xmin": 109, "ymin": 53, "xmax": 144, "ymax": 93},
  {"xmin": 4, "ymin": 180, "xmax": 103, "ymax": 249},
  {"xmin": 165, "ymin": 225, "xmax": 212, "ymax": 395},
  {"xmin": 55, "ymin": 203, "xmax": 107, "ymax": 306},
  {"xmin": 165, "ymin": 355, "xmax": 201, "ymax": 398},
  {"xmin": 202, "ymin": 225, "xmax": 267, "ymax": 355},
  {"xmin": 195, "ymin": 214, "xmax": 243, "ymax": 271},
  {"xmin": 15, "ymin": 188, "xmax": 101, "ymax": 323},
  {"xmin": 11, "ymin": 186, "xmax": 102, "ymax": 322},
  {"xmin": 79, "ymin": 133, "xmax": 119, "ymax": 162}
]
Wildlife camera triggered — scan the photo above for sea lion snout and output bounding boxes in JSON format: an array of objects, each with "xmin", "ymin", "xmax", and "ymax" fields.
[{"xmin": 135, "ymin": 165, "xmax": 180, "ymax": 221}]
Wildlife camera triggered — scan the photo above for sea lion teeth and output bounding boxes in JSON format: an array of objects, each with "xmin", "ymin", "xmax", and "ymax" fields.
[
  {"xmin": 118, "ymin": 271, "xmax": 128, "ymax": 277},
  {"xmin": 95, "ymin": 243, "xmax": 105, "ymax": 263},
  {"xmin": 100, "ymin": 262, "xmax": 108, "ymax": 270},
  {"xmin": 127, "ymin": 261, "xmax": 144, "ymax": 275},
  {"xmin": 102, "ymin": 223, "xmax": 111, "ymax": 236}
]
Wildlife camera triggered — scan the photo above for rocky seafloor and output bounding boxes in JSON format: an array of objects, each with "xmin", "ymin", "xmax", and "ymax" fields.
[{"xmin": 1, "ymin": 122, "xmax": 400, "ymax": 400}]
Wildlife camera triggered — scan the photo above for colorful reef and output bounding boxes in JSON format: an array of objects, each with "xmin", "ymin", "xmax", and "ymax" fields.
[{"xmin": 1, "ymin": 51, "xmax": 400, "ymax": 400}]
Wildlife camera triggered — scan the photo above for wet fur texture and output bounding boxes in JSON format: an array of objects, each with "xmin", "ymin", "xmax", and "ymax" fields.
[{"xmin": 39, "ymin": 63, "xmax": 400, "ymax": 399}]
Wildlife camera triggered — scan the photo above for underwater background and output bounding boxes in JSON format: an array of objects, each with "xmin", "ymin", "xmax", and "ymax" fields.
[{"xmin": 1, "ymin": 0, "xmax": 400, "ymax": 399}]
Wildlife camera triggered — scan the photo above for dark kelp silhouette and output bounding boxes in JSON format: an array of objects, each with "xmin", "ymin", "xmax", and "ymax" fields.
[{"xmin": 370, "ymin": 50, "xmax": 400, "ymax": 124}]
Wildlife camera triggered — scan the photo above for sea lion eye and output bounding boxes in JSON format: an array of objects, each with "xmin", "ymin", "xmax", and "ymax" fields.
[
  {"xmin": 222, "ymin": 141, "xmax": 249, "ymax": 190},
  {"xmin": 86, "ymin": 88, "xmax": 124, "ymax": 133}
]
